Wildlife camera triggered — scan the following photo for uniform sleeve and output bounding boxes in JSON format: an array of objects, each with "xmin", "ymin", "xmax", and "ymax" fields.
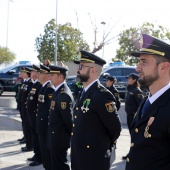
[
  {"xmin": 95, "ymin": 91, "xmax": 122, "ymax": 143},
  {"xmin": 58, "ymin": 93, "xmax": 73, "ymax": 136}
]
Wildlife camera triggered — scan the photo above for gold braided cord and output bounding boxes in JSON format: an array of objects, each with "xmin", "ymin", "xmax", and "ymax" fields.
[{"xmin": 141, "ymin": 48, "xmax": 165, "ymax": 56}]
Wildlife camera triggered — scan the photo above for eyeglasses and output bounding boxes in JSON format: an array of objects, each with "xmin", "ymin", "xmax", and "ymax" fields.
[{"xmin": 78, "ymin": 64, "xmax": 93, "ymax": 70}]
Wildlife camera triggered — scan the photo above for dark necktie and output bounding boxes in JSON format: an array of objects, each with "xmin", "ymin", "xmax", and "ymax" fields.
[
  {"xmin": 141, "ymin": 99, "xmax": 151, "ymax": 116},
  {"xmin": 79, "ymin": 89, "xmax": 85, "ymax": 100}
]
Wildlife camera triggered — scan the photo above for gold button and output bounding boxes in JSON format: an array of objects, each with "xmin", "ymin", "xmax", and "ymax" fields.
[
  {"xmin": 73, "ymin": 124, "xmax": 75, "ymax": 127},
  {"xmin": 74, "ymin": 115, "xmax": 77, "ymax": 119},
  {"xmin": 71, "ymin": 132, "xmax": 73, "ymax": 136},
  {"xmin": 41, "ymin": 118, "xmax": 43, "ymax": 120},
  {"xmin": 131, "ymin": 143, "xmax": 134, "ymax": 147},
  {"xmin": 87, "ymin": 145, "xmax": 90, "ymax": 148},
  {"xmin": 52, "ymin": 131, "xmax": 54, "ymax": 134},
  {"xmin": 127, "ymin": 157, "xmax": 130, "ymax": 162},
  {"xmin": 135, "ymin": 128, "xmax": 138, "ymax": 133},
  {"xmin": 148, "ymin": 134, "xmax": 151, "ymax": 138},
  {"xmin": 83, "ymin": 111, "xmax": 85, "ymax": 113},
  {"xmin": 76, "ymin": 107, "xmax": 78, "ymax": 110}
]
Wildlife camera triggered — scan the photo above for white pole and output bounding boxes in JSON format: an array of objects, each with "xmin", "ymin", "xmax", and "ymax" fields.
[
  {"xmin": 54, "ymin": 0, "xmax": 58, "ymax": 65},
  {"xmin": 6, "ymin": 0, "xmax": 10, "ymax": 48}
]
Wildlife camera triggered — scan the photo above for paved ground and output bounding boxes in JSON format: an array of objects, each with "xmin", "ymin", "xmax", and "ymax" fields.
[{"xmin": 0, "ymin": 94, "xmax": 130, "ymax": 170}]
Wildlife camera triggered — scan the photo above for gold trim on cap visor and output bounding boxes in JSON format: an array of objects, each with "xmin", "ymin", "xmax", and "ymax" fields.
[
  {"xmin": 32, "ymin": 68, "xmax": 39, "ymax": 71},
  {"xmin": 23, "ymin": 70, "xmax": 31, "ymax": 73},
  {"xmin": 40, "ymin": 69, "xmax": 48, "ymax": 73},
  {"xmin": 141, "ymin": 48, "xmax": 165, "ymax": 56},
  {"xmin": 50, "ymin": 71, "xmax": 60, "ymax": 73},
  {"xmin": 80, "ymin": 58, "xmax": 95, "ymax": 63}
]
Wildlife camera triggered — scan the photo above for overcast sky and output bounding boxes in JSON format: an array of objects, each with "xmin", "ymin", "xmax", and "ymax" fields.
[{"xmin": 0, "ymin": 0, "xmax": 170, "ymax": 64}]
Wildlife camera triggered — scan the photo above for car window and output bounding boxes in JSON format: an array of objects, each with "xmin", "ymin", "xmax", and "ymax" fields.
[
  {"xmin": 105, "ymin": 68, "xmax": 122, "ymax": 76},
  {"xmin": 10, "ymin": 66, "xmax": 20, "ymax": 73},
  {"xmin": 122, "ymin": 68, "xmax": 137, "ymax": 76}
]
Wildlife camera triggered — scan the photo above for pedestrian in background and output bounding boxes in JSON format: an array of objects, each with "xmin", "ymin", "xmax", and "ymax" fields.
[
  {"xmin": 71, "ymin": 50, "xmax": 121, "ymax": 170},
  {"xmin": 126, "ymin": 34, "xmax": 170, "ymax": 170},
  {"xmin": 36, "ymin": 64, "xmax": 54, "ymax": 170},
  {"xmin": 48, "ymin": 65, "xmax": 74, "ymax": 170},
  {"xmin": 105, "ymin": 75, "xmax": 121, "ymax": 111},
  {"xmin": 122, "ymin": 73, "xmax": 144, "ymax": 160}
]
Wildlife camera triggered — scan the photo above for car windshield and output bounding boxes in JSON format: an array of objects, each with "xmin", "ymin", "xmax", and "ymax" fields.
[{"xmin": 0, "ymin": 65, "xmax": 15, "ymax": 73}]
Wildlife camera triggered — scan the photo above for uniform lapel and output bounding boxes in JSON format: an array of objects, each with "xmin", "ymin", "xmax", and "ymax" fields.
[
  {"xmin": 135, "ymin": 88, "xmax": 170, "ymax": 127},
  {"xmin": 76, "ymin": 81, "xmax": 99, "ymax": 107}
]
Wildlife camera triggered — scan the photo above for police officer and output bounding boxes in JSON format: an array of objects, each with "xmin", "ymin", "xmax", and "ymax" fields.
[
  {"xmin": 20, "ymin": 67, "xmax": 34, "ymax": 152},
  {"xmin": 17, "ymin": 67, "xmax": 25, "ymax": 142},
  {"xmin": 125, "ymin": 34, "xmax": 170, "ymax": 170},
  {"xmin": 48, "ymin": 65, "xmax": 74, "ymax": 170},
  {"xmin": 36, "ymin": 64, "xmax": 54, "ymax": 170},
  {"xmin": 125, "ymin": 73, "xmax": 144, "ymax": 131},
  {"xmin": 26, "ymin": 64, "xmax": 42, "ymax": 166},
  {"xmin": 71, "ymin": 50, "xmax": 121, "ymax": 170},
  {"xmin": 105, "ymin": 75, "xmax": 121, "ymax": 111},
  {"xmin": 122, "ymin": 73, "xmax": 144, "ymax": 160}
]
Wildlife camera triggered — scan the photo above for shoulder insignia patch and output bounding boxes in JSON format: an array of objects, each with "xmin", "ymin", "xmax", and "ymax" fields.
[
  {"xmin": 61, "ymin": 102, "xmax": 66, "ymax": 109},
  {"xmin": 105, "ymin": 102, "xmax": 114, "ymax": 112}
]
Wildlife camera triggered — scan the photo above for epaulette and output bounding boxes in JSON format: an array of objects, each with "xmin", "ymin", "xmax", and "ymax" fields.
[
  {"xmin": 60, "ymin": 88, "xmax": 65, "ymax": 93},
  {"xmin": 47, "ymin": 83, "xmax": 53, "ymax": 88},
  {"xmin": 97, "ymin": 84, "xmax": 107, "ymax": 93}
]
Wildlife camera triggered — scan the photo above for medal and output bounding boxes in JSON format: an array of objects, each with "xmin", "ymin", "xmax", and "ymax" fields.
[{"xmin": 144, "ymin": 117, "xmax": 154, "ymax": 138}]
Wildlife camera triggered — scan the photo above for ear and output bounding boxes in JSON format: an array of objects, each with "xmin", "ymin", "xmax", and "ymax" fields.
[{"xmin": 159, "ymin": 62, "xmax": 170, "ymax": 72}]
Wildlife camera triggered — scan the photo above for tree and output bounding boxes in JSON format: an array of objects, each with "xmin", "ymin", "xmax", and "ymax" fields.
[
  {"xmin": 87, "ymin": 13, "xmax": 119, "ymax": 54},
  {"xmin": 116, "ymin": 22, "xmax": 170, "ymax": 65},
  {"xmin": 0, "ymin": 46, "xmax": 16, "ymax": 64},
  {"xmin": 35, "ymin": 19, "xmax": 90, "ymax": 63}
]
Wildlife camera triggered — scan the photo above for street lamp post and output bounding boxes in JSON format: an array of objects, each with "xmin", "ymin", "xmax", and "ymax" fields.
[
  {"xmin": 101, "ymin": 21, "xmax": 106, "ymax": 59},
  {"xmin": 54, "ymin": 0, "xmax": 58, "ymax": 65},
  {"xmin": 6, "ymin": 0, "xmax": 13, "ymax": 48}
]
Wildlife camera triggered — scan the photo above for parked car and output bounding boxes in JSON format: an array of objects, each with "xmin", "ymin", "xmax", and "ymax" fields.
[{"xmin": 0, "ymin": 63, "xmax": 32, "ymax": 95}]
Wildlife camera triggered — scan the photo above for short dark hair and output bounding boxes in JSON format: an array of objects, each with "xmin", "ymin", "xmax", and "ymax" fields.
[{"xmin": 154, "ymin": 55, "xmax": 170, "ymax": 65}]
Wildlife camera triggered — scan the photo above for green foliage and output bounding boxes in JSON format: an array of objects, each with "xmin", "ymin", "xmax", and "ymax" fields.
[
  {"xmin": 116, "ymin": 22, "xmax": 170, "ymax": 65},
  {"xmin": 0, "ymin": 46, "xmax": 16, "ymax": 64},
  {"xmin": 35, "ymin": 19, "xmax": 90, "ymax": 62}
]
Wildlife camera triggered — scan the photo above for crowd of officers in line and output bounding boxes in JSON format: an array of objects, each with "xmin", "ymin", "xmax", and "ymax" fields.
[{"xmin": 15, "ymin": 51, "xmax": 145, "ymax": 170}]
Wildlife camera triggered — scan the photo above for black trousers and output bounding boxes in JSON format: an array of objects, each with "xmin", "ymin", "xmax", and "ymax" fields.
[
  {"xmin": 50, "ymin": 147, "xmax": 70, "ymax": 170},
  {"xmin": 28, "ymin": 112, "xmax": 41, "ymax": 161},
  {"xmin": 21, "ymin": 105, "xmax": 33, "ymax": 149},
  {"xmin": 38, "ymin": 134, "xmax": 51, "ymax": 170}
]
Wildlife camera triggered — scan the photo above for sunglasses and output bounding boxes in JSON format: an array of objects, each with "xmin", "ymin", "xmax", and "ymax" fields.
[{"xmin": 78, "ymin": 64, "xmax": 93, "ymax": 70}]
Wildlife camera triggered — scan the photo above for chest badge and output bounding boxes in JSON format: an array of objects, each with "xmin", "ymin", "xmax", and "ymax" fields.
[
  {"xmin": 61, "ymin": 102, "xmax": 66, "ymax": 109},
  {"xmin": 81, "ymin": 99, "xmax": 90, "ymax": 113},
  {"xmin": 50, "ymin": 101, "xmax": 55, "ymax": 110}
]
